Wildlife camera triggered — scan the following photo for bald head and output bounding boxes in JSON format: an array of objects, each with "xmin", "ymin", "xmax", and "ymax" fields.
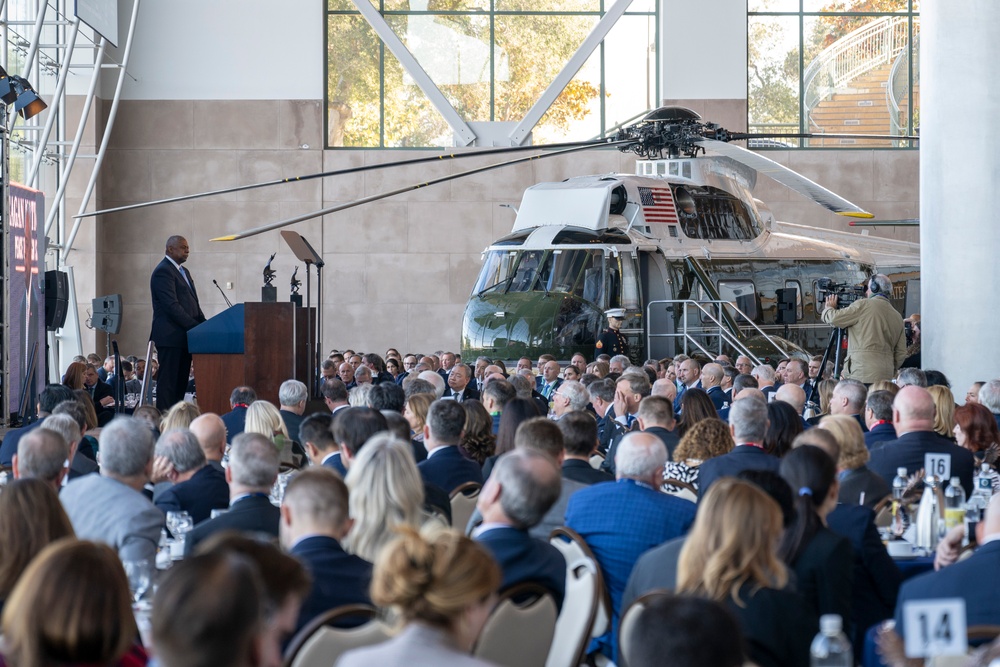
[
  {"xmin": 775, "ymin": 383, "xmax": 806, "ymax": 415},
  {"xmin": 734, "ymin": 387, "xmax": 765, "ymax": 403},
  {"xmin": 190, "ymin": 413, "xmax": 226, "ymax": 463},
  {"xmin": 651, "ymin": 378, "xmax": 677, "ymax": 402},
  {"xmin": 893, "ymin": 385, "xmax": 936, "ymax": 434},
  {"xmin": 615, "ymin": 431, "xmax": 668, "ymax": 486},
  {"xmin": 701, "ymin": 363, "xmax": 724, "ymax": 388}
]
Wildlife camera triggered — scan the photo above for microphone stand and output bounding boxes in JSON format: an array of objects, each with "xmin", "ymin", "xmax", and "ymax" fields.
[{"xmin": 213, "ymin": 279, "xmax": 234, "ymax": 308}]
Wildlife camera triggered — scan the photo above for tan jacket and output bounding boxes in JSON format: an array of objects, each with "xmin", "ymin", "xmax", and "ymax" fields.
[{"xmin": 821, "ymin": 296, "xmax": 906, "ymax": 383}]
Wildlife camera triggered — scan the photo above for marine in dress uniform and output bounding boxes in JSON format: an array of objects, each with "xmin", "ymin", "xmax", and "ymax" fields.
[{"xmin": 595, "ymin": 308, "xmax": 629, "ymax": 359}]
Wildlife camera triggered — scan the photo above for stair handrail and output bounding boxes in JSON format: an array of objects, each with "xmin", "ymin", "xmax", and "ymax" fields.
[
  {"xmin": 645, "ymin": 299, "xmax": 792, "ymax": 364},
  {"xmin": 887, "ymin": 31, "xmax": 919, "ymax": 139},
  {"xmin": 803, "ymin": 15, "xmax": 910, "ymax": 127}
]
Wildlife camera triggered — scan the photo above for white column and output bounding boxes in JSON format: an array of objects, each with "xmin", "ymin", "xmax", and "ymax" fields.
[{"xmin": 920, "ymin": 0, "xmax": 1000, "ymax": 399}]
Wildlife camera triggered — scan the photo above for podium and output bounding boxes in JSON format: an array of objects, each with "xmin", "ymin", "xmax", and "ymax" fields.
[{"xmin": 188, "ymin": 303, "xmax": 314, "ymax": 417}]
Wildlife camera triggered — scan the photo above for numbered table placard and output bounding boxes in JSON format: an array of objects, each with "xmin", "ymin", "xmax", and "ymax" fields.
[
  {"xmin": 903, "ymin": 598, "xmax": 967, "ymax": 658},
  {"xmin": 925, "ymin": 453, "xmax": 952, "ymax": 482}
]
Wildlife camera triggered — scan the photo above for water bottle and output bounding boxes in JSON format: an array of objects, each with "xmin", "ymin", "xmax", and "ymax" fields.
[
  {"xmin": 944, "ymin": 477, "xmax": 966, "ymax": 530},
  {"xmin": 810, "ymin": 614, "xmax": 852, "ymax": 667},
  {"xmin": 891, "ymin": 467, "xmax": 908, "ymax": 537},
  {"xmin": 977, "ymin": 463, "xmax": 994, "ymax": 498},
  {"xmin": 914, "ymin": 475, "xmax": 941, "ymax": 550}
]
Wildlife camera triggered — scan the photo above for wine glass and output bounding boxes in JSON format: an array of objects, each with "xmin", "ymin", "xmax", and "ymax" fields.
[
  {"xmin": 166, "ymin": 511, "xmax": 193, "ymax": 539},
  {"xmin": 123, "ymin": 558, "xmax": 151, "ymax": 603}
]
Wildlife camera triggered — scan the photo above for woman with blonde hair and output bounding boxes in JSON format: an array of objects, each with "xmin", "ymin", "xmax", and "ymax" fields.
[
  {"xmin": 927, "ymin": 385, "xmax": 957, "ymax": 440},
  {"xmin": 0, "ymin": 540, "xmax": 147, "ymax": 666},
  {"xmin": 160, "ymin": 401, "xmax": 201, "ymax": 433},
  {"xmin": 663, "ymin": 417, "xmax": 733, "ymax": 492},
  {"xmin": 244, "ymin": 400, "xmax": 294, "ymax": 464},
  {"xmin": 404, "ymin": 392, "xmax": 435, "ymax": 442},
  {"xmin": 819, "ymin": 414, "xmax": 889, "ymax": 509},
  {"xmin": 337, "ymin": 527, "xmax": 500, "ymax": 667},
  {"xmin": 344, "ymin": 434, "xmax": 433, "ymax": 562},
  {"xmin": 677, "ymin": 477, "xmax": 816, "ymax": 667}
]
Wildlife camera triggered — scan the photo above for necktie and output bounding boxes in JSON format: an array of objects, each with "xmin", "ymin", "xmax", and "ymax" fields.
[{"xmin": 180, "ymin": 266, "xmax": 193, "ymax": 292}]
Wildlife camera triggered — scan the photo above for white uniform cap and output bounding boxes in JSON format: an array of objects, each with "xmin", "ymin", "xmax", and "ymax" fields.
[{"xmin": 604, "ymin": 308, "xmax": 625, "ymax": 318}]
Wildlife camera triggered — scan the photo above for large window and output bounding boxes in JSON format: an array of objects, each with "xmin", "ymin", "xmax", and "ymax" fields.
[
  {"xmin": 748, "ymin": 0, "xmax": 919, "ymax": 148},
  {"xmin": 326, "ymin": 1, "xmax": 658, "ymax": 148}
]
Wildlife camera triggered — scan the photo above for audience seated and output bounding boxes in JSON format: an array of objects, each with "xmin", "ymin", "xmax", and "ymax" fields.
[
  {"xmin": 280, "ymin": 467, "xmax": 372, "ymax": 633},
  {"xmin": 153, "ymin": 428, "xmax": 230, "ymax": 524},
  {"xmin": 417, "ymin": 400, "xmax": 484, "ymax": 493},
  {"xmin": 662, "ymin": 417, "xmax": 733, "ymax": 492},
  {"xmin": 61, "ymin": 417, "xmax": 164, "ymax": 562},
  {"xmin": 278, "ymin": 379, "xmax": 308, "ymax": 442},
  {"xmin": 220, "ymin": 386, "xmax": 256, "ymax": 443},
  {"xmin": 184, "ymin": 432, "xmax": 281, "ymax": 555},
  {"xmin": 39, "ymin": 413, "xmax": 97, "ymax": 481},
  {"xmin": 12, "ymin": 427, "xmax": 70, "ymax": 491},
  {"xmin": 189, "ymin": 413, "xmax": 226, "ymax": 472},
  {"xmin": 0, "ymin": 384, "xmax": 75, "ymax": 466},
  {"xmin": 557, "ymin": 411, "xmax": 613, "ymax": 485},
  {"xmin": 565, "ymin": 431, "xmax": 696, "ymax": 659},
  {"xmin": 1, "ymin": 540, "xmax": 147, "ymax": 667},
  {"xmin": 864, "ymin": 389, "xmax": 897, "ymax": 449},
  {"xmin": 473, "ymin": 447, "xmax": 566, "ymax": 607},
  {"xmin": 821, "ymin": 414, "xmax": 891, "ymax": 509},
  {"xmin": 0, "ymin": 479, "xmax": 74, "ymax": 615},
  {"xmin": 337, "ymin": 527, "xmax": 501, "ymax": 667},
  {"xmin": 698, "ymin": 396, "xmax": 780, "ymax": 497},
  {"xmin": 160, "ymin": 401, "xmax": 201, "ymax": 433},
  {"xmin": 676, "ymin": 477, "xmax": 816, "ymax": 667}
]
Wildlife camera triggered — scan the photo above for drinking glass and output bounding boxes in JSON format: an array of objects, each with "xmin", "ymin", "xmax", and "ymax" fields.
[{"xmin": 123, "ymin": 558, "xmax": 151, "ymax": 603}]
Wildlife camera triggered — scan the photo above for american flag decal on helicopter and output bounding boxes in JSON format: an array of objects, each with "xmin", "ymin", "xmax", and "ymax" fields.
[{"xmin": 637, "ymin": 186, "xmax": 678, "ymax": 224}]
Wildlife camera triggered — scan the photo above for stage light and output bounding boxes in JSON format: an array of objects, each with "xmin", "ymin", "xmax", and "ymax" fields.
[{"xmin": 10, "ymin": 76, "xmax": 46, "ymax": 120}]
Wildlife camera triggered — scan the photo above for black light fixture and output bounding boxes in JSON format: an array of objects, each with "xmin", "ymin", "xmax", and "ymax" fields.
[{"xmin": 0, "ymin": 65, "xmax": 46, "ymax": 120}]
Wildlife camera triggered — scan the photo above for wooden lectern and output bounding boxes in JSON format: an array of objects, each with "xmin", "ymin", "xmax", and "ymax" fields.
[{"xmin": 188, "ymin": 303, "xmax": 314, "ymax": 417}]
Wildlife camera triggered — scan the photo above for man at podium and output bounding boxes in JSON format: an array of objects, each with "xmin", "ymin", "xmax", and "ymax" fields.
[{"xmin": 150, "ymin": 235, "xmax": 205, "ymax": 411}]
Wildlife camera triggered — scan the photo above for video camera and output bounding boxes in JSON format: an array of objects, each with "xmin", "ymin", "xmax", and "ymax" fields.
[{"xmin": 817, "ymin": 278, "xmax": 866, "ymax": 308}]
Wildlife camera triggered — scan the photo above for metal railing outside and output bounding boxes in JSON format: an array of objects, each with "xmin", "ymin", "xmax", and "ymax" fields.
[
  {"xmin": 803, "ymin": 15, "xmax": 910, "ymax": 134},
  {"xmin": 887, "ymin": 33, "xmax": 918, "ymax": 141},
  {"xmin": 645, "ymin": 299, "xmax": 791, "ymax": 365}
]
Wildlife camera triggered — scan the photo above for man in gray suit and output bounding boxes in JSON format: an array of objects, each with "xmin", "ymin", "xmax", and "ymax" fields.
[{"xmin": 61, "ymin": 417, "xmax": 164, "ymax": 562}]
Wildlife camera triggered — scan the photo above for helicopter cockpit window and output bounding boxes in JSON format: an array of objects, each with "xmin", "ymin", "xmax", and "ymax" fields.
[
  {"xmin": 508, "ymin": 250, "xmax": 545, "ymax": 293},
  {"xmin": 473, "ymin": 250, "xmax": 518, "ymax": 295},
  {"xmin": 542, "ymin": 249, "xmax": 604, "ymax": 301},
  {"xmin": 671, "ymin": 185, "xmax": 761, "ymax": 240}
]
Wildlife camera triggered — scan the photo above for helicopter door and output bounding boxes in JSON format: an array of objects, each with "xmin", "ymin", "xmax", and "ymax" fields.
[
  {"xmin": 641, "ymin": 251, "xmax": 673, "ymax": 361},
  {"xmin": 618, "ymin": 252, "xmax": 643, "ymax": 362}
]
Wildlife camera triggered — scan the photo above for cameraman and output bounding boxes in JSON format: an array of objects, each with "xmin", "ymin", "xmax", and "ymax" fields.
[{"xmin": 820, "ymin": 273, "xmax": 907, "ymax": 384}]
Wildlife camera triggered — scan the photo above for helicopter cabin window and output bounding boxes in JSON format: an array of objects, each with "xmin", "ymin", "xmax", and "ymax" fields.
[
  {"xmin": 718, "ymin": 280, "xmax": 758, "ymax": 321},
  {"xmin": 621, "ymin": 254, "xmax": 641, "ymax": 311},
  {"xmin": 672, "ymin": 185, "xmax": 761, "ymax": 240},
  {"xmin": 473, "ymin": 250, "xmax": 518, "ymax": 295},
  {"xmin": 541, "ymin": 249, "xmax": 605, "ymax": 301},
  {"xmin": 784, "ymin": 280, "xmax": 803, "ymax": 320}
]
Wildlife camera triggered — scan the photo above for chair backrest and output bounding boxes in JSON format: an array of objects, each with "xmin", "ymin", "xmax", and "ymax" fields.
[
  {"xmin": 589, "ymin": 452, "xmax": 605, "ymax": 470},
  {"xmin": 474, "ymin": 583, "xmax": 558, "ymax": 667},
  {"xmin": 544, "ymin": 552, "xmax": 601, "ymax": 667},
  {"xmin": 618, "ymin": 590, "xmax": 674, "ymax": 667},
  {"xmin": 283, "ymin": 605, "xmax": 388, "ymax": 667},
  {"xmin": 450, "ymin": 482, "xmax": 481, "ymax": 531},
  {"xmin": 549, "ymin": 527, "xmax": 611, "ymax": 639},
  {"xmin": 662, "ymin": 478, "xmax": 697, "ymax": 503}
]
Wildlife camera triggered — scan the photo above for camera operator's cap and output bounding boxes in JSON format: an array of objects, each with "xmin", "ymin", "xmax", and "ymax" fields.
[{"xmin": 604, "ymin": 308, "xmax": 626, "ymax": 318}]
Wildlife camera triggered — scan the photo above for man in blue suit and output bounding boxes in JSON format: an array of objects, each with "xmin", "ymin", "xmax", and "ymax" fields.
[
  {"xmin": 895, "ymin": 494, "xmax": 1000, "ymax": 635},
  {"xmin": 300, "ymin": 413, "xmax": 346, "ymax": 476},
  {"xmin": 153, "ymin": 429, "xmax": 230, "ymax": 525},
  {"xmin": 220, "ymin": 386, "xmax": 256, "ymax": 444},
  {"xmin": 149, "ymin": 236, "xmax": 205, "ymax": 412},
  {"xmin": 473, "ymin": 449, "xmax": 566, "ymax": 608},
  {"xmin": 698, "ymin": 396, "xmax": 780, "ymax": 498},
  {"xmin": 565, "ymin": 431, "xmax": 697, "ymax": 660},
  {"xmin": 864, "ymin": 389, "xmax": 897, "ymax": 449},
  {"xmin": 417, "ymin": 400, "xmax": 483, "ymax": 494},
  {"xmin": 701, "ymin": 363, "xmax": 728, "ymax": 410},
  {"xmin": 280, "ymin": 467, "xmax": 372, "ymax": 634},
  {"xmin": 674, "ymin": 358, "xmax": 702, "ymax": 415}
]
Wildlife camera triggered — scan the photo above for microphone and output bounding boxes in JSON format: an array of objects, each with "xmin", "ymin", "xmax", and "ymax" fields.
[{"xmin": 213, "ymin": 279, "xmax": 234, "ymax": 308}]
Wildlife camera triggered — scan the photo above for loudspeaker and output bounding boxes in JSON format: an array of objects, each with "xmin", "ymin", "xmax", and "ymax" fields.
[
  {"xmin": 43, "ymin": 270, "xmax": 69, "ymax": 331},
  {"xmin": 775, "ymin": 287, "xmax": 798, "ymax": 325}
]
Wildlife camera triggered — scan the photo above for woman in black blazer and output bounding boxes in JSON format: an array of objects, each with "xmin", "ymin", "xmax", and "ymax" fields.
[
  {"xmin": 677, "ymin": 477, "xmax": 817, "ymax": 667},
  {"xmin": 780, "ymin": 445, "xmax": 855, "ymax": 634}
]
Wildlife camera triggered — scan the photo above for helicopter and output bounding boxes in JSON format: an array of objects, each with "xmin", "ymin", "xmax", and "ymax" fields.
[{"xmin": 77, "ymin": 106, "xmax": 920, "ymax": 368}]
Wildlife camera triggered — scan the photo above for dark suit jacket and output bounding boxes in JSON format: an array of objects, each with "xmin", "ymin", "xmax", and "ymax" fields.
[
  {"xmin": 444, "ymin": 385, "xmax": 480, "ymax": 402},
  {"xmin": 184, "ymin": 494, "xmax": 280, "ymax": 556},
  {"xmin": 417, "ymin": 445, "xmax": 483, "ymax": 493},
  {"xmin": 865, "ymin": 422, "xmax": 897, "ymax": 450},
  {"xmin": 86, "ymin": 380, "xmax": 117, "ymax": 426},
  {"xmin": 423, "ymin": 481, "xmax": 452, "ymax": 524},
  {"xmin": 706, "ymin": 385, "xmax": 727, "ymax": 410},
  {"xmin": 68, "ymin": 449, "xmax": 99, "ymax": 480},
  {"xmin": 790, "ymin": 526, "xmax": 854, "ymax": 636},
  {"xmin": 150, "ymin": 257, "xmax": 205, "ymax": 348},
  {"xmin": 0, "ymin": 420, "xmax": 42, "ymax": 466},
  {"xmin": 697, "ymin": 445, "xmax": 781, "ymax": 498},
  {"xmin": 561, "ymin": 459, "xmax": 614, "ymax": 485},
  {"xmin": 411, "ymin": 439, "xmax": 427, "ymax": 463},
  {"xmin": 728, "ymin": 584, "xmax": 817, "ymax": 667},
  {"xmin": 644, "ymin": 426, "xmax": 680, "ymax": 461},
  {"xmin": 220, "ymin": 406, "xmax": 249, "ymax": 444},
  {"xmin": 673, "ymin": 380, "xmax": 701, "ymax": 415},
  {"xmin": 895, "ymin": 540, "xmax": 1000, "ymax": 635},
  {"xmin": 621, "ymin": 535, "xmax": 685, "ymax": 611},
  {"xmin": 838, "ymin": 465, "xmax": 891, "ymax": 509},
  {"xmin": 475, "ymin": 526, "xmax": 566, "ymax": 609},
  {"xmin": 565, "ymin": 479, "xmax": 696, "ymax": 659},
  {"xmin": 154, "ymin": 465, "xmax": 230, "ymax": 525},
  {"xmin": 291, "ymin": 535, "xmax": 373, "ymax": 633},
  {"xmin": 322, "ymin": 452, "xmax": 347, "ymax": 477},
  {"xmin": 827, "ymin": 503, "xmax": 901, "ymax": 656},
  {"xmin": 537, "ymin": 378, "xmax": 562, "ymax": 399},
  {"xmin": 280, "ymin": 409, "xmax": 304, "ymax": 443},
  {"xmin": 869, "ymin": 430, "xmax": 976, "ymax": 496}
]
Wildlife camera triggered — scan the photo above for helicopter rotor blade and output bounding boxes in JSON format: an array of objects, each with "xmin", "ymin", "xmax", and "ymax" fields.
[
  {"xmin": 848, "ymin": 219, "xmax": 919, "ymax": 227},
  {"xmin": 694, "ymin": 138, "xmax": 874, "ymax": 219},
  {"xmin": 730, "ymin": 132, "xmax": 919, "ymax": 142},
  {"xmin": 211, "ymin": 140, "xmax": 632, "ymax": 242},
  {"xmin": 72, "ymin": 138, "xmax": 617, "ymax": 220}
]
